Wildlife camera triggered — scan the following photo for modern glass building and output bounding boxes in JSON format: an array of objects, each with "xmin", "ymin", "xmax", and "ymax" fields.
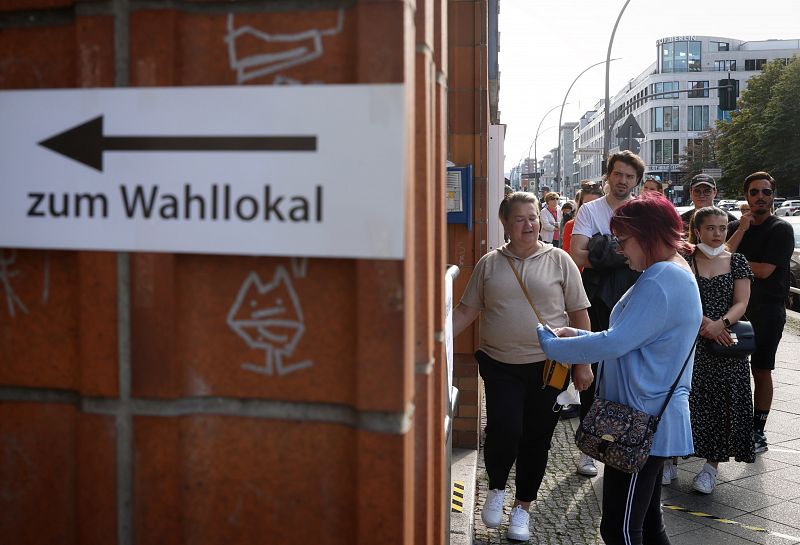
[{"xmin": 573, "ymin": 36, "xmax": 800, "ymax": 201}]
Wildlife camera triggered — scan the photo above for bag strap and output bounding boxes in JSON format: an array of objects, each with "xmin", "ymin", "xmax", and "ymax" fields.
[
  {"xmin": 504, "ymin": 253, "xmax": 550, "ymax": 327},
  {"xmin": 595, "ymin": 333, "xmax": 698, "ymax": 423},
  {"xmin": 690, "ymin": 254, "xmax": 699, "ymax": 277},
  {"xmin": 654, "ymin": 337, "xmax": 698, "ymax": 422}
]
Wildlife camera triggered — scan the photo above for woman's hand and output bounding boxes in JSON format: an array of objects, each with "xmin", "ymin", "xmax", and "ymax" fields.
[
  {"xmin": 572, "ymin": 364, "xmax": 594, "ymax": 391},
  {"xmin": 553, "ymin": 327, "xmax": 579, "ymax": 338},
  {"xmin": 700, "ymin": 317, "xmax": 726, "ymax": 340},
  {"xmin": 711, "ymin": 326, "xmax": 734, "ymax": 347}
]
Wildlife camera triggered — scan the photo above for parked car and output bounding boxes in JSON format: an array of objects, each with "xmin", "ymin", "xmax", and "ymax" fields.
[
  {"xmin": 717, "ymin": 199, "xmax": 738, "ymax": 211},
  {"xmin": 776, "ymin": 200, "xmax": 800, "ymax": 217},
  {"xmin": 773, "ymin": 197, "xmax": 786, "ymax": 209},
  {"xmin": 783, "ymin": 216, "xmax": 800, "ymax": 311}
]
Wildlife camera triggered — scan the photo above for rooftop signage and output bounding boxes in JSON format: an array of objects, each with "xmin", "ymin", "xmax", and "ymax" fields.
[{"xmin": 656, "ymin": 36, "xmax": 698, "ymax": 45}]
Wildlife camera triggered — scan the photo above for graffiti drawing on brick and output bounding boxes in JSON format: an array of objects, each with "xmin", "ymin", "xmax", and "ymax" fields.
[
  {"xmin": 290, "ymin": 257, "xmax": 308, "ymax": 279},
  {"xmin": 224, "ymin": 9, "xmax": 344, "ymax": 84},
  {"xmin": 0, "ymin": 250, "xmax": 29, "ymax": 318},
  {"xmin": 227, "ymin": 265, "xmax": 312, "ymax": 377}
]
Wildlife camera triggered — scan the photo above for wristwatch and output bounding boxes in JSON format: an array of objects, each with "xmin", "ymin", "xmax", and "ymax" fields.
[{"xmin": 722, "ymin": 317, "xmax": 732, "ymax": 328}]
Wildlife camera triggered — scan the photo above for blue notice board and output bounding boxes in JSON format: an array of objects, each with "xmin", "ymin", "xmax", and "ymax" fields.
[{"xmin": 446, "ymin": 165, "xmax": 473, "ymax": 231}]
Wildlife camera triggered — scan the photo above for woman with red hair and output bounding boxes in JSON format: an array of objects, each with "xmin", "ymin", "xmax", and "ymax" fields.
[{"xmin": 537, "ymin": 192, "xmax": 702, "ymax": 545}]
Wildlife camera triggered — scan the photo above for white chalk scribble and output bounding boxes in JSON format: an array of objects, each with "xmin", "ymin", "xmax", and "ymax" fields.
[
  {"xmin": 227, "ymin": 266, "xmax": 312, "ymax": 377},
  {"xmin": 225, "ymin": 9, "xmax": 344, "ymax": 84},
  {"xmin": 290, "ymin": 257, "xmax": 308, "ymax": 279},
  {"xmin": 0, "ymin": 250, "xmax": 29, "ymax": 318}
]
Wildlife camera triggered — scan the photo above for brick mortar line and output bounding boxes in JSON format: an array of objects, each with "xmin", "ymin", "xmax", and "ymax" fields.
[
  {"xmin": 0, "ymin": 387, "xmax": 414, "ymax": 434},
  {"xmin": 115, "ymin": 252, "xmax": 132, "ymax": 545}
]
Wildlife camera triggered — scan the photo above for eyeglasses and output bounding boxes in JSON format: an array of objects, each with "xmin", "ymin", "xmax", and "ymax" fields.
[
  {"xmin": 613, "ymin": 236, "xmax": 631, "ymax": 250},
  {"xmin": 691, "ymin": 187, "xmax": 713, "ymax": 196},
  {"xmin": 748, "ymin": 188, "xmax": 773, "ymax": 196}
]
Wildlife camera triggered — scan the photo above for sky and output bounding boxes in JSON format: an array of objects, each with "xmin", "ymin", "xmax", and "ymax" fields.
[{"xmin": 499, "ymin": 0, "xmax": 800, "ymax": 175}]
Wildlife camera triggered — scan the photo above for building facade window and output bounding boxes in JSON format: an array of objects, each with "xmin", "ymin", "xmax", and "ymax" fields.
[
  {"xmin": 745, "ymin": 58, "xmax": 768, "ymax": 71},
  {"xmin": 717, "ymin": 107, "xmax": 732, "ymax": 123},
  {"xmin": 710, "ymin": 41, "xmax": 729, "ymax": 52},
  {"xmin": 687, "ymin": 105, "xmax": 710, "ymax": 131},
  {"xmin": 651, "ymin": 139, "xmax": 680, "ymax": 164},
  {"xmin": 651, "ymin": 81, "xmax": 680, "ymax": 99},
  {"xmin": 688, "ymin": 81, "xmax": 709, "ymax": 98},
  {"xmin": 660, "ymin": 40, "xmax": 702, "ymax": 73},
  {"xmin": 714, "ymin": 59, "xmax": 737, "ymax": 71},
  {"xmin": 689, "ymin": 41, "xmax": 702, "ymax": 71},
  {"xmin": 651, "ymin": 106, "xmax": 680, "ymax": 132}
]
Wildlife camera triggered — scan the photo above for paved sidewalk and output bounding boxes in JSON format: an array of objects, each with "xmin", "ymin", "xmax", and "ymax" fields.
[
  {"xmin": 464, "ymin": 314, "xmax": 800, "ymax": 544},
  {"xmin": 472, "ymin": 414, "xmax": 602, "ymax": 544}
]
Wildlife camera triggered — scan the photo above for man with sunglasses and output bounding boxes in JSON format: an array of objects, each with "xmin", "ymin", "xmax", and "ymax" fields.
[
  {"xmin": 681, "ymin": 174, "xmax": 737, "ymax": 238},
  {"xmin": 726, "ymin": 171, "xmax": 794, "ymax": 454}
]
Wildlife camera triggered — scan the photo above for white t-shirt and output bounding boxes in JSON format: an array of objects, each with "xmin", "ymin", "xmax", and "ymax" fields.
[{"xmin": 572, "ymin": 196, "xmax": 615, "ymax": 238}]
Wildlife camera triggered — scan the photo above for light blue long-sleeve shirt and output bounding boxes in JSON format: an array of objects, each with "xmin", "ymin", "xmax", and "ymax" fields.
[{"xmin": 537, "ymin": 261, "xmax": 702, "ymax": 457}]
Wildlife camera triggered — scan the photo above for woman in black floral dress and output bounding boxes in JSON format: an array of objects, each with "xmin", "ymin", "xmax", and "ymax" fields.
[{"xmin": 685, "ymin": 206, "xmax": 755, "ymax": 494}]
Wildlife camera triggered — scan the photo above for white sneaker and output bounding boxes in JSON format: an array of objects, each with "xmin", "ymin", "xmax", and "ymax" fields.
[
  {"xmin": 507, "ymin": 505, "xmax": 530, "ymax": 541},
  {"xmin": 662, "ymin": 460, "xmax": 678, "ymax": 485},
  {"xmin": 481, "ymin": 488, "xmax": 505, "ymax": 528},
  {"xmin": 577, "ymin": 453, "xmax": 598, "ymax": 476},
  {"xmin": 692, "ymin": 464, "xmax": 717, "ymax": 494}
]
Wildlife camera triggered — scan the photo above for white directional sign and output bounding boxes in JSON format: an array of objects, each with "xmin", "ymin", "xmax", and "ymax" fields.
[{"xmin": 0, "ymin": 84, "xmax": 406, "ymax": 259}]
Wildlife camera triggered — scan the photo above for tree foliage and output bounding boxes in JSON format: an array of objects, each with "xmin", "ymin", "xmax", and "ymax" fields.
[{"xmin": 716, "ymin": 56, "xmax": 800, "ymax": 197}]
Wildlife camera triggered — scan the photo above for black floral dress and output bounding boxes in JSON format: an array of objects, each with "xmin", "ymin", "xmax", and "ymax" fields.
[{"xmin": 688, "ymin": 252, "xmax": 755, "ymax": 463}]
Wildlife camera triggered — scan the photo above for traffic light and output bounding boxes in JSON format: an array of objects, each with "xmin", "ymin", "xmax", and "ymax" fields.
[{"xmin": 719, "ymin": 79, "xmax": 738, "ymax": 111}]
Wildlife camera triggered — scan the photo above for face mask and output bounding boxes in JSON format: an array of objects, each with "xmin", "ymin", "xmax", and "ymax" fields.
[{"xmin": 696, "ymin": 242, "xmax": 726, "ymax": 258}]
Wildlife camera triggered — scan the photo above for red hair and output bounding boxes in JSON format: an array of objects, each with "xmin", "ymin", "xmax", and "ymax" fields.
[{"xmin": 610, "ymin": 192, "xmax": 687, "ymax": 266}]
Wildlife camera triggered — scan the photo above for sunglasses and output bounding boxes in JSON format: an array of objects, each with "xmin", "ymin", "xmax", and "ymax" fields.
[
  {"xmin": 581, "ymin": 181, "xmax": 601, "ymax": 189},
  {"xmin": 748, "ymin": 188, "xmax": 773, "ymax": 196}
]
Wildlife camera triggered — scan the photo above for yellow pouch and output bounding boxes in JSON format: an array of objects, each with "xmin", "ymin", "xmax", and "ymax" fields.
[{"xmin": 543, "ymin": 359, "xmax": 570, "ymax": 390}]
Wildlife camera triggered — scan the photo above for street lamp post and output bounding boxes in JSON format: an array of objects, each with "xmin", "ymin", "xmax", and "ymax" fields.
[
  {"xmin": 602, "ymin": 0, "xmax": 633, "ymax": 173},
  {"xmin": 556, "ymin": 58, "xmax": 620, "ymax": 191}
]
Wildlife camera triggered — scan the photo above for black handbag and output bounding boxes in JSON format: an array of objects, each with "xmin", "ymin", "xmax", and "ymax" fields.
[
  {"xmin": 707, "ymin": 320, "xmax": 756, "ymax": 357},
  {"xmin": 574, "ymin": 339, "xmax": 697, "ymax": 473}
]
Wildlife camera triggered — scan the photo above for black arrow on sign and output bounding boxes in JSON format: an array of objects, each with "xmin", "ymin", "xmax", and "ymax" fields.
[{"xmin": 38, "ymin": 115, "xmax": 317, "ymax": 172}]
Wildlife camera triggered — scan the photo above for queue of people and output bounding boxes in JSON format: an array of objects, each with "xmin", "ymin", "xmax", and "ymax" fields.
[{"xmin": 454, "ymin": 153, "xmax": 794, "ymax": 544}]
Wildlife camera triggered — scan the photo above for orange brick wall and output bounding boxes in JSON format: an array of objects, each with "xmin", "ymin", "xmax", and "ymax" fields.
[
  {"xmin": 0, "ymin": 2, "xmax": 449, "ymax": 544},
  {"xmin": 447, "ymin": 0, "xmax": 489, "ymax": 449}
]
